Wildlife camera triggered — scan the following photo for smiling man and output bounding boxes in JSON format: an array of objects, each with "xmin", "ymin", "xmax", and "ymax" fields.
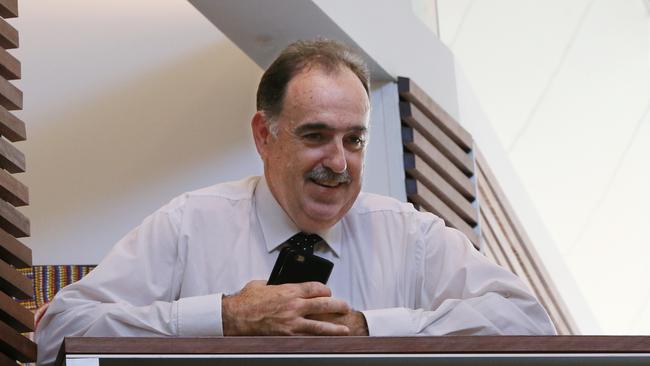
[{"xmin": 36, "ymin": 39, "xmax": 555, "ymax": 365}]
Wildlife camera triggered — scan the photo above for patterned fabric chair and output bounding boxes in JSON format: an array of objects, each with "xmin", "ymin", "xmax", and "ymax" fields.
[{"xmin": 17, "ymin": 265, "xmax": 96, "ymax": 311}]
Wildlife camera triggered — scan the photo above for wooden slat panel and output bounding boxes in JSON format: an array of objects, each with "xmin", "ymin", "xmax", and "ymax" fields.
[
  {"xmin": 404, "ymin": 152, "xmax": 477, "ymax": 226},
  {"xmin": 0, "ymin": 259, "xmax": 31, "ymax": 299},
  {"xmin": 479, "ymin": 202, "xmax": 534, "ymax": 291},
  {"xmin": 481, "ymin": 234, "xmax": 500, "ymax": 265},
  {"xmin": 0, "ymin": 227, "xmax": 30, "ymax": 267},
  {"xmin": 0, "ymin": 48, "xmax": 19, "ymax": 80},
  {"xmin": 0, "ymin": 105, "xmax": 26, "ymax": 141},
  {"xmin": 401, "ymin": 102, "xmax": 474, "ymax": 176},
  {"xmin": 402, "ymin": 126, "xmax": 475, "ymax": 200},
  {"xmin": 0, "ymin": 77, "xmax": 20, "ymax": 110},
  {"xmin": 0, "ymin": 319, "xmax": 36, "ymax": 362},
  {"xmin": 0, "ymin": 168, "xmax": 26, "ymax": 206},
  {"xmin": 398, "ymin": 77, "xmax": 473, "ymax": 152},
  {"xmin": 0, "ymin": 0, "xmax": 18, "ymax": 19},
  {"xmin": 480, "ymin": 215, "xmax": 509, "ymax": 269},
  {"xmin": 475, "ymin": 149, "xmax": 577, "ymax": 334},
  {"xmin": 478, "ymin": 167, "xmax": 569, "ymax": 335},
  {"xmin": 0, "ymin": 291, "xmax": 33, "ymax": 333},
  {"xmin": 0, "ymin": 199, "xmax": 28, "ymax": 237},
  {"xmin": 0, "ymin": 18, "xmax": 17, "ymax": 49},
  {"xmin": 0, "ymin": 137, "xmax": 23, "ymax": 173},
  {"xmin": 406, "ymin": 178, "xmax": 479, "ymax": 246}
]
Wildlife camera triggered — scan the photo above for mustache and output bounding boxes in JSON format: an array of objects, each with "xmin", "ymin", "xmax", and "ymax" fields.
[{"xmin": 305, "ymin": 166, "xmax": 352, "ymax": 185}]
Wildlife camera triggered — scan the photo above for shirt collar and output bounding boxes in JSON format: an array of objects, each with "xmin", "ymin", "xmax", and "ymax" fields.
[{"xmin": 254, "ymin": 176, "xmax": 342, "ymax": 256}]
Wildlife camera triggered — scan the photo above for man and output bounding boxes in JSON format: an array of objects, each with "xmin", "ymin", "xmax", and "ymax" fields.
[{"xmin": 36, "ymin": 39, "xmax": 555, "ymax": 365}]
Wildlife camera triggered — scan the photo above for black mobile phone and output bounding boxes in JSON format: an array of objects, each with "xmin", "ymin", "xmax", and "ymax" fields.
[{"xmin": 267, "ymin": 246, "xmax": 333, "ymax": 285}]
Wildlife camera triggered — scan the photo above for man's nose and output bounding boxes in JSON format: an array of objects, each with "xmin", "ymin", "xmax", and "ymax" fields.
[{"xmin": 324, "ymin": 140, "xmax": 347, "ymax": 174}]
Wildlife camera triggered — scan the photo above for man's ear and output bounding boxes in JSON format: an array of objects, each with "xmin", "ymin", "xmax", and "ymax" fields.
[{"xmin": 251, "ymin": 111, "xmax": 272, "ymax": 158}]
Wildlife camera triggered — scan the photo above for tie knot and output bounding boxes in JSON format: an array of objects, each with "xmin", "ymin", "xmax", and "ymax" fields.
[{"xmin": 287, "ymin": 232, "xmax": 323, "ymax": 255}]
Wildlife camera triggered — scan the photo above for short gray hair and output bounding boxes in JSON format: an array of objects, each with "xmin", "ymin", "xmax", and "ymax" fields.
[{"xmin": 256, "ymin": 38, "xmax": 370, "ymax": 131}]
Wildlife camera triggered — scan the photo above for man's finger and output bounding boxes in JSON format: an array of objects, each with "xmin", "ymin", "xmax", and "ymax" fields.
[
  {"xmin": 295, "ymin": 281, "xmax": 331, "ymax": 298},
  {"xmin": 296, "ymin": 318, "xmax": 350, "ymax": 336},
  {"xmin": 300, "ymin": 297, "xmax": 350, "ymax": 315}
]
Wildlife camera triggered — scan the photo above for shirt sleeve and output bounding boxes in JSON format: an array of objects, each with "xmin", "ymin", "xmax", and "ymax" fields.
[
  {"xmin": 362, "ymin": 217, "xmax": 557, "ymax": 336},
  {"xmin": 35, "ymin": 199, "xmax": 225, "ymax": 366}
]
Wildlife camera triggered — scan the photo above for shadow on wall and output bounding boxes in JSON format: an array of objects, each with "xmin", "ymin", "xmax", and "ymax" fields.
[{"xmin": 21, "ymin": 40, "xmax": 263, "ymax": 263}]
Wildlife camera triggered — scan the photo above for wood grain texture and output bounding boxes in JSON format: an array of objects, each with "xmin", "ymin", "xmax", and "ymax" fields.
[
  {"xmin": 401, "ymin": 102, "xmax": 474, "ymax": 176},
  {"xmin": 0, "ymin": 48, "xmax": 18, "ymax": 81},
  {"xmin": 0, "ymin": 227, "xmax": 30, "ymax": 267},
  {"xmin": 0, "ymin": 168, "xmax": 26, "ymax": 206},
  {"xmin": 398, "ymin": 77, "xmax": 472, "ymax": 152},
  {"xmin": 0, "ymin": 105, "xmax": 25, "ymax": 141},
  {"xmin": 0, "ymin": 18, "xmax": 17, "ymax": 49},
  {"xmin": 0, "ymin": 319, "xmax": 35, "ymax": 362},
  {"xmin": 60, "ymin": 336, "xmax": 650, "ymax": 355},
  {"xmin": 0, "ymin": 199, "xmax": 29, "ymax": 237},
  {"xmin": 404, "ymin": 152, "xmax": 477, "ymax": 225},
  {"xmin": 0, "ymin": 290, "xmax": 33, "ymax": 333},
  {"xmin": 0, "ymin": 77, "xmax": 20, "ymax": 110},
  {"xmin": 406, "ymin": 178, "xmax": 480, "ymax": 246},
  {"xmin": 0, "ymin": 259, "xmax": 31, "ymax": 299},
  {"xmin": 402, "ymin": 126, "xmax": 475, "ymax": 200},
  {"xmin": 0, "ymin": 0, "xmax": 18, "ymax": 18},
  {"xmin": 0, "ymin": 137, "xmax": 23, "ymax": 173}
]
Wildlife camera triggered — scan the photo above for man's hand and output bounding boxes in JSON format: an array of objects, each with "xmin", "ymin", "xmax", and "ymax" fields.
[{"xmin": 222, "ymin": 280, "xmax": 352, "ymax": 336}]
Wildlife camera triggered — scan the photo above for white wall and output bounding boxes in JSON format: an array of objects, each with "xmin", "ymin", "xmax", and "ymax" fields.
[
  {"xmin": 13, "ymin": 0, "xmax": 407, "ymax": 264},
  {"xmin": 15, "ymin": 0, "xmax": 264, "ymax": 264}
]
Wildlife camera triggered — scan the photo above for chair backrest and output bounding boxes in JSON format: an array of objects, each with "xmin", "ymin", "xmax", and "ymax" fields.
[{"xmin": 17, "ymin": 265, "xmax": 96, "ymax": 312}]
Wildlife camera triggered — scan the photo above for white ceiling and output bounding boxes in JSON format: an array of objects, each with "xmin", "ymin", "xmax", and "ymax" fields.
[{"xmin": 437, "ymin": 0, "xmax": 650, "ymax": 334}]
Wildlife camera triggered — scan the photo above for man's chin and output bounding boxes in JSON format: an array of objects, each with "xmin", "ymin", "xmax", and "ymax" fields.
[{"xmin": 299, "ymin": 202, "xmax": 345, "ymax": 231}]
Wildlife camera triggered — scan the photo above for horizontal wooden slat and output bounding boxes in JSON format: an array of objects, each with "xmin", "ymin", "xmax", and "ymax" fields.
[
  {"xmin": 402, "ymin": 126, "xmax": 475, "ymax": 200},
  {"xmin": 0, "ymin": 319, "xmax": 36, "ymax": 362},
  {"xmin": 0, "ymin": 18, "xmax": 17, "ymax": 49},
  {"xmin": 404, "ymin": 152, "xmax": 477, "ymax": 226},
  {"xmin": 0, "ymin": 168, "xmax": 26, "ymax": 206},
  {"xmin": 0, "ymin": 199, "xmax": 28, "ymax": 237},
  {"xmin": 0, "ymin": 227, "xmax": 30, "ymax": 268},
  {"xmin": 0, "ymin": 0, "xmax": 18, "ymax": 19},
  {"xmin": 0, "ymin": 77, "xmax": 20, "ymax": 110},
  {"xmin": 398, "ymin": 77, "xmax": 472, "ymax": 151},
  {"xmin": 0, "ymin": 259, "xmax": 31, "ymax": 299},
  {"xmin": 401, "ymin": 102, "xmax": 474, "ymax": 176},
  {"xmin": 0, "ymin": 290, "xmax": 33, "ymax": 333},
  {"xmin": 0, "ymin": 48, "xmax": 19, "ymax": 80},
  {"xmin": 0, "ymin": 137, "xmax": 23, "ymax": 173},
  {"xmin": 0, "ymin": 105, "xmax": 25, "ymax": 141},
  {"xmin": 406, "ymin": 178, "xmax": 479, "ymax": 247}
]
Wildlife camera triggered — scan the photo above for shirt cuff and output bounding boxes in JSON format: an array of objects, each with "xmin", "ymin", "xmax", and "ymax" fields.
[
  {"xmin": 361, "ymin": 307, "xmax": 416, "ymax": 336},
  {"xmin": 176, "ymin": 293, "xmax": 223, "ymax": 336}
]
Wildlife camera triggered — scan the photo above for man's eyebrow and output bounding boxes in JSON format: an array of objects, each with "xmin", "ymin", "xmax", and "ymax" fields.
[{"xmin": 293, "ymin": 122, "xmax": 368, "ymax": 135}]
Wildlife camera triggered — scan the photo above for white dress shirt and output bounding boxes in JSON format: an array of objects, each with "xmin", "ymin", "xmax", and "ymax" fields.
[{"xmin": 35, "ymin": 176, "xmax": 556, "ymax": 365}]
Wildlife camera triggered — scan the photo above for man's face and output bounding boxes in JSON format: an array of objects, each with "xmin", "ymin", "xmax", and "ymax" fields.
[{"xmin": 253, "ymin": 66, "xmax": 370, "ymax": 233}]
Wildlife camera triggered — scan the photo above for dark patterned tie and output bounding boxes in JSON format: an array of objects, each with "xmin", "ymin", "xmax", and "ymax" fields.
[{"xmin": 286, "ymin": 232, "xmax": 323, "ymax": 255}]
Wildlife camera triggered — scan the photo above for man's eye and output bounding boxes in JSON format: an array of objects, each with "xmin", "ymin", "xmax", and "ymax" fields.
[
  {"xmin": 347, "ymin": 135, "xmax": 366, "ymax": 149},
  {"xmin": 303, "ymin": 133, "xmax": 324, "ymax": 142}
]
